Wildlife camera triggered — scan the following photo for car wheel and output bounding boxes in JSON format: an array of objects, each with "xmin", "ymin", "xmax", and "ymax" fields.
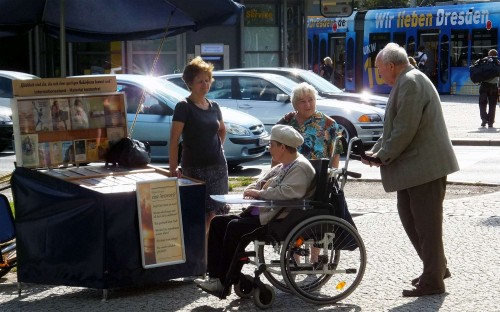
[{"xmin": 333, "ymin": 116, "xmax": 356, "ymax": 144}]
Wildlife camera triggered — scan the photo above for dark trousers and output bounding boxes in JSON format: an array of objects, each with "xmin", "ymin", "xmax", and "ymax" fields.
[
  {"xmin": 397, "ymin": 176, "xmax": 447, "ymax": 288},
  {"xmin": 207, "ymin": 215, "xmax": 261, "ymax": 283},
  {"xmin": 479, "ymin": 82, "xmax": 498, "ymax": 125}
]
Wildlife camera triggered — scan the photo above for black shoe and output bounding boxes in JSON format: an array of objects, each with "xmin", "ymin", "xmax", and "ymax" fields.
[
  {"xmin": 481, "ymin": 122, "xmax": 487, "ymax": 127},
  {"xmin": 411, "ymin": 268, "xmax": 451, "ymax": 286},
  {"xmin": 488, "ymin": 124, "xmax": 494, "ymax": 128}
]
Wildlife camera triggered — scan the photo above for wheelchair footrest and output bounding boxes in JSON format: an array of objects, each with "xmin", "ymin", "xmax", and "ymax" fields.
[{"xmin": 237, "ymin": 251, "xmax": 256, "ymax": 259}]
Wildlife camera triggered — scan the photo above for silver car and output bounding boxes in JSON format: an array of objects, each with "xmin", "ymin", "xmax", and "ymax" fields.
[
  {"xmin": 111, "ymin": 75, "xmax": 268, "ymax": 167},
  {"xmin": 163, "ymin": 71, "xmax": 385, "ymax": 145},
  {"xmin": 0, "ymin": 70, "xmax": 40, "ymax": 152},
  {"xmin": 222, "ymin": 67, "xmax": 388, "ymax": 109}
]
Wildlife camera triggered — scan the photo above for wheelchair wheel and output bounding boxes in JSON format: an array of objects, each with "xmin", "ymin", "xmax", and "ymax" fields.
[
  {"xmin": 0, "ymin": 247, "xmax": 16, "ymax": 278},
  {"xmin": 234, "ymin": 274, "xmax": 254, "ymax": 299},
  {"xmin": 257, "ymin": 243, "xmax": 290, "ymax": 293},
  {"xmin": 281, "ymin": 215, "xmax": 366, "ymax": 304},
  {"xmin": 253, "ymin": 284, "xmax": 275, "ymax": 309}
]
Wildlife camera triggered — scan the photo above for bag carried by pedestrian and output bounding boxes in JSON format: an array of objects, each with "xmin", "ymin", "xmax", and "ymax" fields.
[
  {"xmin": 469, "ymin": 57, "xmax": 500, "ymax": 83},
  {"xmin": 415, "ymin": 53, "xmax": 427, "ymax": 71}
]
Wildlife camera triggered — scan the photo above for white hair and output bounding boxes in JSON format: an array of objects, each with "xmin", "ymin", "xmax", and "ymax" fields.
[
  {"xmin": 378, "ymin": 43, "xmax": 409, "ymax": 66},
  {"xmin": 291, "ymin": 82, "xmax": 317, "ymax": 110}
]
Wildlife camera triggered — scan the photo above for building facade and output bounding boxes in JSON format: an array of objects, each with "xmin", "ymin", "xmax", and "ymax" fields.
[{"xmin": 0, "ymin": 0, "xmax": 318, "ymax": 78}]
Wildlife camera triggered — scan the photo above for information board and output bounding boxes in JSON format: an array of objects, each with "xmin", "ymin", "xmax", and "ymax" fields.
[
  {"xmin": 136, "ymin": 178, "xmax": 186, "ymax": 268},
  {"xmin": 11, "ymin": 77, "xmax": 128, "ymax": 168}
]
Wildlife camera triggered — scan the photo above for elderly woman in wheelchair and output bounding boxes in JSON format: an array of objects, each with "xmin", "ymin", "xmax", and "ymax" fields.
[{"xmin": 195, "ymin": 125, "xmax": 367, "ymax": 309}]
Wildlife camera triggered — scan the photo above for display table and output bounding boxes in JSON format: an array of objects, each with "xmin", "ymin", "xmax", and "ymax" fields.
[{"xmin": 11, "ymin": 166, "xmax": 206, "ymax": 290}]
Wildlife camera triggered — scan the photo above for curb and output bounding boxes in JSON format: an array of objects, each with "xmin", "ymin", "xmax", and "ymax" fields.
[
  {"xmin": 352, "ymin": 178, "xmax": 500, "ymax": 187},
  {"xmin": 452, "ymin": 138, "xmax": 500, "ymax": 146}
]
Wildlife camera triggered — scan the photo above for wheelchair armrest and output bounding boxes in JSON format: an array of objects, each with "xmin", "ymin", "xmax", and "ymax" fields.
[{"xmin": 246, "ymin": 199, "xmax": 313, "ymax": 210}]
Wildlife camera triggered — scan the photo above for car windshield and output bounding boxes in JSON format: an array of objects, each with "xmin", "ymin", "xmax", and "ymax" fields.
[
  {"xmin": 118, "ymin": 76, "xmax": 190, "ymax": 108},
  {"xmin": 298, "ymin": 71, "xmax": 343, "ymax": 94},
  {"xmin": 266, "ymin": 75, "xmax": 297, "ymax": 94}
]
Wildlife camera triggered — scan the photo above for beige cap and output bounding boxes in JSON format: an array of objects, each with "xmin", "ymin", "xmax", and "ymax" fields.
[{"xmin": 270, "ymin": 125, "xmax": 304, "ymax": 148}]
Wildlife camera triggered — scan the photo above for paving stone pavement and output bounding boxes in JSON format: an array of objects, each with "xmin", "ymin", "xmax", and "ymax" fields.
[{"xmin": 1, "ymin": 190, "xmax": 499, "ymax": 311}]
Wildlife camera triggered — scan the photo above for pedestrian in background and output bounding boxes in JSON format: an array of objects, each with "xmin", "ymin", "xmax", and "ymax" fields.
[
  {"xmin": 366, "ymin": 42, "xmax": 459, "ymax": 297},
  {"xmin": 169, "ymin": 56, "xmax": 229, "ymax": 234},
  {"xmin": 408, "ymin": 56, "xmax": 418, "ymax": 69},
  {"xmin": 478, "ymin": 49, "xmax": 499, "ymax": 128},
  {"xmin": 414, "ymin": 45, "xmax": 428, "ymax": 73},
  {"xmin": 320, "ymin": 57, "xmax": 334, "ymax": 81}
]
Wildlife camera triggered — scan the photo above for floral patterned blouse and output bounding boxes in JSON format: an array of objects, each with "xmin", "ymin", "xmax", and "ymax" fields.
[{"xmin": 277, "ymin": 111, "xmax": 343, "ymax": 159}]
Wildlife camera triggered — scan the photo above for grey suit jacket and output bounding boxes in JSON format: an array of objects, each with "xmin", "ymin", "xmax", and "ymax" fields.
[{"xmin": 371, "ymin": 66, "xmax": 459, "ymax": 192}]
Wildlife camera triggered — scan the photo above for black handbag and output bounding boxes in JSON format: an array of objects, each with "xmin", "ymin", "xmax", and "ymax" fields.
[{"xmin": 105, "ymin": 137, "xmax": 151, "ymax": 168}]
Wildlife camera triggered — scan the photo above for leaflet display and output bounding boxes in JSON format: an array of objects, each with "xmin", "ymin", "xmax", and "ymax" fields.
[{"xmin": 12, "ymin": 83, "xmax": 127, "ymax": 168}]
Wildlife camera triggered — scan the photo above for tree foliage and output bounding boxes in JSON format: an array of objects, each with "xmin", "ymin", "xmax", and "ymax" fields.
[{"xmin": 358, "ymin": 0, "xmax": 437, "ymax": 10}]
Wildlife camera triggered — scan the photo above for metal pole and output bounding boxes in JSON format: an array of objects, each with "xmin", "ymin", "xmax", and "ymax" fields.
[{"xmin": 60, "ymin": 0, "xmax": 66, "ymax": 77}]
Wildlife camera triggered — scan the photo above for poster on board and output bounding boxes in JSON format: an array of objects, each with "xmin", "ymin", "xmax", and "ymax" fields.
[{"xmin": 136, "ymin": 178, "xmax": 186, "ymax": 268}]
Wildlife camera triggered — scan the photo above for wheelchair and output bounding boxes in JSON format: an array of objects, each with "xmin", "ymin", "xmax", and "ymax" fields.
[{"xmin": 210, "ymin": 138, "xmax": 368, "ymax": 309}]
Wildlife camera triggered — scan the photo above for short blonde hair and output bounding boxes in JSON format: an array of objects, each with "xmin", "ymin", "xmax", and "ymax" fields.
[{"xmin": 324, "ymin": 57, "xmax": 333, "ymax": 66}]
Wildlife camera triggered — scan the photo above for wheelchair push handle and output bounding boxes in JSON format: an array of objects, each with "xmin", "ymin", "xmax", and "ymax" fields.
[{"xmin": 348, "ymin": 137, "xmax": 382, "ymax": 164}]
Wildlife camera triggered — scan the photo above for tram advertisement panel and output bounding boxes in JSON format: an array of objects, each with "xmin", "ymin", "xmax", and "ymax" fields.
[{"xmin": 362, "ymin": 3, "xmax": 500, "ymax": 94}]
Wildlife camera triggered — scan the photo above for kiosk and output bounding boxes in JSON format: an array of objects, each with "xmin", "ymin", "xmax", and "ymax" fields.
[{"xmin": 10, "ymin": 77, "xmax": 206, "ymax": 295}]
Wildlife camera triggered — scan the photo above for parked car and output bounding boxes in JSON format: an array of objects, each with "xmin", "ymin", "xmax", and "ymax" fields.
[
  {"xmin": 222, "ymin": 67, "xmax": 388, "ymax": 109},
  {"xmin": 75, "ymin": 74, "xmax": 269, "ymax": 167},
  {"xmin": 0, "ymin": 70, "xmax": 40, "ymax": 152},
  {"xmin": 163, "ymin": 71, "xmax": 385, "ymax": 145}
]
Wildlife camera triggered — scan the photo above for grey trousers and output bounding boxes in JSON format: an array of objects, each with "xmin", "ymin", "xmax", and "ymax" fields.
[{"xmin": 397, "ymin": 176, "xmax": 447, "ymax": 288}]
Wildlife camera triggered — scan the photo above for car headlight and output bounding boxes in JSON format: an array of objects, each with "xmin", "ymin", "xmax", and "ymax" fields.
[
  {"xmin": 225, "ymin": 122, "xmax": 251, "ymax": 136},
  {"xmin": 358, "ymin": 114, "xmax": 382, "ymax": 122}
]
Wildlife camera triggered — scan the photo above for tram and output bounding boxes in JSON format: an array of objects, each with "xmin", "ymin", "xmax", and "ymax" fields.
[{"xmin": 307, "ymin": 2, "xmax": 500, "ymax": 95}]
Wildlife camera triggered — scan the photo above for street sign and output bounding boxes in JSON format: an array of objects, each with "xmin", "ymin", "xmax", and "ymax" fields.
[{"xmin": 320, "ymin": 0, "xmax": 354, "ymax": 17}]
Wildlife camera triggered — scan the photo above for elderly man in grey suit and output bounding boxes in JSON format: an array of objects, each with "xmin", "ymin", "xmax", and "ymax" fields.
[{"xmin": 365, "ymin": 43, "xmax": 459, "ymax": 297}]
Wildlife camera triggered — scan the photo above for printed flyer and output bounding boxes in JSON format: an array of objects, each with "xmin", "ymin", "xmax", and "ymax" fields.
[{"xmin": 136, "ymin": 178, "xmax": 185, "ymax": 268}]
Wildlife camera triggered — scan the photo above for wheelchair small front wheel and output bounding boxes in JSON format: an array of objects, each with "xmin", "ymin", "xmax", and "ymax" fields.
[
  {"xmin": 257, "ymin": 244, "xmax": 290, "ymax": 293},
  {"xmin": 281, "ymin": 215, "xmax": 366, "ymax": 305},
  {"xmin": 253, "ymin": 284, "xmax": 275, "ymax": 310},
  {"xmin": 234, "ymin": 274, "xmax": 254, "ymax": 299}
]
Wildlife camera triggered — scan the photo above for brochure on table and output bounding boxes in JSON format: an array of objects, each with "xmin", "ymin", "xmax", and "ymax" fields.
[{"xmin": 11, "ymin": 76, "xmax": 127, "ymax": 168}]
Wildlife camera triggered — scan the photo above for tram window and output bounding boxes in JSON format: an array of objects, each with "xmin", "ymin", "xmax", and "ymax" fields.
[
  {"xmin": 393, "ymin": 33, "xmax": 406, "ymax": 49},
  {"xmin": 451, "ymin": 30, "xmax": 468, "ymax": 67},
  {"xmin": 369, "ymin": 33, "xmax": 390, "ymax": 67},
  {"xmin": 471, "ymin": 29, "xmax": 498, "ymax": 64},
  {"xmin": 407, "ymin": 37, "xmax": 416, "ymax": 57}
]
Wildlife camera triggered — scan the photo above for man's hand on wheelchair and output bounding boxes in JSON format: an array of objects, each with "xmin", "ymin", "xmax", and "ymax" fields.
[{"xmin": 361, "ymin": 151, "xmax": 382, "ymax": 167}]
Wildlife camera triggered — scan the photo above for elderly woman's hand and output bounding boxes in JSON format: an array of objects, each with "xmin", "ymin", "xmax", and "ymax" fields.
[{"xmin": 243, "ymin": 189, "xmax": 259, "ymax": 199}]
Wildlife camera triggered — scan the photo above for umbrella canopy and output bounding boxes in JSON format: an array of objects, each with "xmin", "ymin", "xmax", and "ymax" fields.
[{"xmin": 0, "ymin": 0, "xmax": 244, "ymax": 41}]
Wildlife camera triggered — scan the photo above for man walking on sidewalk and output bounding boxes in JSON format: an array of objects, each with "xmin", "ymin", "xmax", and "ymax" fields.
[
  {"xmin": 364, "ymin": 43, "xmax": 459, "ymax": 297},
  {"xmin": 478, "ymin": 49, "xmax": 499, "ymax": 128}
]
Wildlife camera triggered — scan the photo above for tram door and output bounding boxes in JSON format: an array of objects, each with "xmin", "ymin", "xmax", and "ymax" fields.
[
  {"xmin": 329, "ymin": 36, "xmax": 346, "ymax": 89},
  {"xmin": 437, "ymin": 34, "xmax": 451, "ymax": 94},
  {"xmin": 418, "ymin": 32, "xmax": 439, "ymax": 86}
]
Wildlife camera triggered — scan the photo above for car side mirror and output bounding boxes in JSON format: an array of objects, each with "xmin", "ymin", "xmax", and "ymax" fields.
[{"xmin": 276, "ymin": 94, "xmax": 289, "ymax": 102}]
